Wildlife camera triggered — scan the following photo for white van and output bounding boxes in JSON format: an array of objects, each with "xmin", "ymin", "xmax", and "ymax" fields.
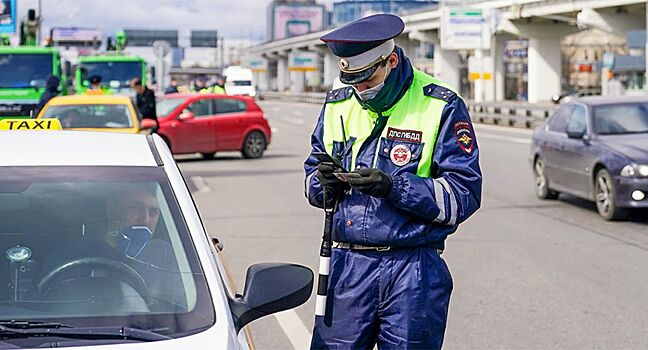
[{"xmin": 223, "ymin": 66, "xmax": 256, "ymax": 98}]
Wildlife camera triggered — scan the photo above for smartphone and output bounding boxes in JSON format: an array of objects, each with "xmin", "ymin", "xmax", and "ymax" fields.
[
  {"xmin": 312, "ymin": 151, "xmax": 345, "ymax": 170},
  {"xmin": 333, "ymin": 172, "xmax": 362, "ymax": 182}
]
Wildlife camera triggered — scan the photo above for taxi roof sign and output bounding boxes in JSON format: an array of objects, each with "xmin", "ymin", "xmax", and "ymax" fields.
[{"xmin": 0, "ymin": 119, "xmax": 62, "ymax": 131}]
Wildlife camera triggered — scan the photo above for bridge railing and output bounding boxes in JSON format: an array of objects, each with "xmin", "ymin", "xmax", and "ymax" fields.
[{"xmin": 259, "ymin": 91, "xmax": 557, "ymax": 129}]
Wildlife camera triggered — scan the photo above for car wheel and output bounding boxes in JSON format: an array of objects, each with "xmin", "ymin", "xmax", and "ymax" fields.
[
  {"xmin": 242, "ymin": 131, "xmax": 266, "ymax": 159},
  {"xmin": 595, "ymin": 168, "xmax": 626, "ymax": 220},
  {"xmin": 534, "ymin": 157, "xmax": 559, "ymax": 199},
  {"xmin": 201, "ymin": 152, "xmax": 215, "ymax": 159}
]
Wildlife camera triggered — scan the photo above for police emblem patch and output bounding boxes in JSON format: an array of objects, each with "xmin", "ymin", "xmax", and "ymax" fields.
[
  {"xmin": 390, "ymin": 144, "xmax": 412, "ymax": 166},
  {"xmin": 454, "ymin": 121, "xmax": 474, "ymax": 154}
]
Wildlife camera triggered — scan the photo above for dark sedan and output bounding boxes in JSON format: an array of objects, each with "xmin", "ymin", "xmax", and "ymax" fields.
[{"xmin": 531, "ymin": 96, "xmax": 648, "ymax": 220}]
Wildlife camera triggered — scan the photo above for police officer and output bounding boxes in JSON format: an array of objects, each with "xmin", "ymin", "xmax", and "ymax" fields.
[
  {"xmin": 304, "ymin": 14, "xmax": 482, "ymax": 349},
  {"xmin": 191, "ymin": 75, "xmax": 212, "ymax": 94},
  {"xmin": 85, "ymin": 75, "xmax": 105, "ymax": 95}
]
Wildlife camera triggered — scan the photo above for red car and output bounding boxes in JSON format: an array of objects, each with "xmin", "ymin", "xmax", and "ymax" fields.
[{"xmin": 154, "ymin": 93, "xmax": 271, "ymax": 159}]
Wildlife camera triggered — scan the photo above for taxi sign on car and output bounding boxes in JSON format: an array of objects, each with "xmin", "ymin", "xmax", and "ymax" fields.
[{"xmin": 0, "ymin": 118, "xmax": 62, "ymax": 131}]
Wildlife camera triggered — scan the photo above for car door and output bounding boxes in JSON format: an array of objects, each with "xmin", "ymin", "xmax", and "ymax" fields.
[
  {"xmin": 561, "ymin": 103, "xmax": 592, "ymax": 196},
  {"xmin": 174, "ymin": 98, "xmax": 216, "ymax": 153},
  {"xmin": 542, "ymin": 105, "xmax": 572, "ymax": 189},
  {"xmin": 211, "ymin": 98, "xmax": 249, "ymax": 150}
]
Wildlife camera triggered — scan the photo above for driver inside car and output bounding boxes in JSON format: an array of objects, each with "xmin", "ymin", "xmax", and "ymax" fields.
[{"xmin": 40, "ymin": 186, "xmax": 184, "ymax": 313}]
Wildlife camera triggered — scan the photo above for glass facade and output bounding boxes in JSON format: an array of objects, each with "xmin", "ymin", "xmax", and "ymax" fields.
[{"xmin": 332, "ymin": 0, "xmax": 437, "ymax": 26}]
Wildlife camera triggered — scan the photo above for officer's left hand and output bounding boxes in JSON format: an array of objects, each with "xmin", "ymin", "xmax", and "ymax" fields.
[{"xmin": 347, "ymin": 168, "xmax": 393, "ymax": 198}]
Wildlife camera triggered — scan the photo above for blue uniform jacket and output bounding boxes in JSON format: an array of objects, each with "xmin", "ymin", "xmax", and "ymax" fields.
[{"xmin": 304, "ymin": 75, "xmax": 482, "ymax": 249}]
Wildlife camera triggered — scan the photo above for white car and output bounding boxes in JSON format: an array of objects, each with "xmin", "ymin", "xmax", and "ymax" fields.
[
  {"xmin": 223, "ymin": 66, "xmax": 256, "ymax": 97},
  {"xmin": 0, "ymin": 124, "xmax": 313, "ymax": 349}
]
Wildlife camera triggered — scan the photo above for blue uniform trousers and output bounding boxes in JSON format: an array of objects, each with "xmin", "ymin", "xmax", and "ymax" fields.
[{"xmin": 311, "ymin": 246, "xmax": 453, "ymax": 349}]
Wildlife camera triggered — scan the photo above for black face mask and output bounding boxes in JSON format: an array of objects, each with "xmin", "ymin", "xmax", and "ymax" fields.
[{"xmin": 359, "ymin": 47, "xmax": 414, "ymax": 113}]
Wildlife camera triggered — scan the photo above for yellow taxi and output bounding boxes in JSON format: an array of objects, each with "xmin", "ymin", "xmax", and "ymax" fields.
[{"xmin": 36, "ymin": 95, "xmax": 144, "ymax": 133}]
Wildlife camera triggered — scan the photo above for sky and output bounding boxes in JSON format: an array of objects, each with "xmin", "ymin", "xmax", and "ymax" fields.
[{"xmin": 16, "ymin": 0, "xmax": 335, "ymax": 42}]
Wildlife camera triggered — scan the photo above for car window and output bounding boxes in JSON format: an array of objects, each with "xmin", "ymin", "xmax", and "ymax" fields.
[
  {"xmin": 187, "ymin": 99, "xmax": 212, "ymax": 117},
  {"xmin": 0, "ymin": 166, "xmax": 214, "ymax": 340},
  {"xmin": 547, "ymin": 105, "xmax": 572, "ymax": 133},
  {"xmin": 593, "ymin": 102, "xmax": 648, "ymax": 135},
  {"xmin": 41, "ymin": 104, "xmax": 133, "ymax": 129},
  {"xmin": 213, "ymin": 98, "xmax": 247, "ymax": 114},
  {"xmin": 157, "ymin": 98, "xmax": 187, "ymax": 117},
  {"xmin": 567, "ymin": 105, "xmax": 587, "ymax": 134}
]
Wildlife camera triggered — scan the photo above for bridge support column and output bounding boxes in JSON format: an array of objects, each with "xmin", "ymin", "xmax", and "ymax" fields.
[
  {"xmin": 498, "ymin": 19, "xmax": 579, "ymax": 103},
  {"xmin": 323, "ymin": 52, "xmax": 339, "ymax": 89},
  {"xmin": 527, "ymin": 37, "xmax": 561, "ymax": 103},
  {"xmin": 434, "ymin": 45, "xmax": 461, "ymax": 92},
  {"xmin": 277, "ymin": 55, "xmax": 289, "ymax": 92},
  {"xmin": 494, "ymin": 34, "xmax": 508, "ymax": 101},
  {"xmin": 290, "ymin": 70, "xmax": 306, "ymax": 93}
]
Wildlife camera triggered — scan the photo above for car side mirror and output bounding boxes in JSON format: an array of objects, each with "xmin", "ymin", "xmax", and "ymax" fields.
[
  {"xmin": 566, "ymin": 129, "xmax": 586, "ymax": 139},
  {"xmin": 229, "ymin": 263, "xmax": 313, "ymax": 333},
  {"xmin": 179, "ymin": 109, "xmax": 194, "ymax": 121},
  {"xmin": 140, "ymin": 118, "xmax": 158, "ymax": 130}
]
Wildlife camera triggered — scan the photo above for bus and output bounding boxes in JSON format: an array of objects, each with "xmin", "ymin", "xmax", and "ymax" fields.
[
  {"xmin": 0, "ymin": 46, "xmax": 66, "ymax": 119},
  {"xmin": 75, "ymin": 55, "xmax": 147, "ymax": 96}
]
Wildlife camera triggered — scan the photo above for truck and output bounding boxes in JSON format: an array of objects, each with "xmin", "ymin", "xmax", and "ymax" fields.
[
  {"xmin": 0, "ymin": 46, "xmax": 66, "ymax": 119},
  {"xmin": 74, "ymin": 54, "xmax": 147, "ymax": 96}
]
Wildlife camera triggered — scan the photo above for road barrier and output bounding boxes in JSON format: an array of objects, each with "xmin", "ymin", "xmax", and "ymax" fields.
[{"xmin": 259, "ymin": 92, "xmax": 557, "ymax": 129}]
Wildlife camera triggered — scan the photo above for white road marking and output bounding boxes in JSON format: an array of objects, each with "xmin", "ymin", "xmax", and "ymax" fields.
[
  {"xmin": 190, "ymin": 176, "xmax": 211, "ymax": 193},
  {"xmin": 274, "ymin": 310, "xmax": 312, "ymax": 350},
  {"xmin": 478, "ymin": 132, "xmax": 532, "ymax": 145},
  {"xmin": 281, "ymin": 116, "xmax": 305, "ymax": 125},
  {"xmin": 293, "ymin": 110, "xmax": 303, "ymax": 116},
  {"xmin": 271, "ymin": 107, "xmax": 280, "ymax": 112},
  {"xmin": 271, "ymin": 127, "xmax": 279, "ymax": 133}
]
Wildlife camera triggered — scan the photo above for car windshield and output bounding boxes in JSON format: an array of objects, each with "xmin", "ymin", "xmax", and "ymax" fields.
[
  {"xmin": 157, "ymin": 98, "xmax": 187, "ymax": 117},
  {"xmin": 593, "ymin": 102, "xmax": 648, "ymax": 135},
  {"xmin": 41, "ymin": 104, "xmax": 134, "ymax": 129},
  {"xmin": 0, "ymin": 167, "xmax": 214, "ymax": 344},
  {"xmin": 80, "ymin": 61, "xmax": 141, "ymax": 88},
  {"xmin": 0, "ymin": 54, "xmax": 54, "ymax": 89}
]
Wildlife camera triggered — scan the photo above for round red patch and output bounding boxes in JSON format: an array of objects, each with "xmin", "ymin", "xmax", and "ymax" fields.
[{"xmin": 390, "ymin": 144, "xmax": 412, "ymax": 166}]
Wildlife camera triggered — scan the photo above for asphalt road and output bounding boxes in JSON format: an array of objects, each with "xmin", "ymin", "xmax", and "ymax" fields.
[{"xmin": 177, "ymin": 100, "xmax": 648, "ymax": 350}]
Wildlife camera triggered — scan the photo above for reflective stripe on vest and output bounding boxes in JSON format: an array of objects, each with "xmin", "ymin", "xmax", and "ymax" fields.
[{"xmin": 322, "ymin": 69, "xmax": 455, "ymax": 178}]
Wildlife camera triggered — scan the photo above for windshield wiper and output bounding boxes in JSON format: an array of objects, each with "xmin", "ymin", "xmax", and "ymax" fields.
[
  {"xmin": 0, "ymin": 320, "xmax": 73, "ymax": 329},
  {"xmin": 0, "ymin": 325, "xmax": 168, "ymax": 342}
]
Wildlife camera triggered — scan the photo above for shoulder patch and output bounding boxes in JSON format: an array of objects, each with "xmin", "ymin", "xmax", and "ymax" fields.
[
  {"xmin": 325, "ymin": 86, "xmax": 355, "ymax": 103},
  {"xmin": 423, "ymin": 83, "xmax": 456, "ymax": 102}
]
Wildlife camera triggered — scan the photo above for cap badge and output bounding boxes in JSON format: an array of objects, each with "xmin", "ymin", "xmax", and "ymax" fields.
[
  {"xmin": 339, "ymin": 58, "xmax": 350, "ymax": 70},
  {"xmin": 390, "ymin": 144, "xmax": 412, "ymax": 166}
]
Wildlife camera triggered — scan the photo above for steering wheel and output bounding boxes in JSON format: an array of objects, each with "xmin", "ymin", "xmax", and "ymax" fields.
[{"xmin": 38, "ymin": 257, "xmax": 150, "ymax": 300}]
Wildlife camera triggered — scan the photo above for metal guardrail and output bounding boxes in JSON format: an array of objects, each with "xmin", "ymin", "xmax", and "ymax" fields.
[{"xmin": 259, "ymin": 91, "xmax": 557, "ymax": 129}]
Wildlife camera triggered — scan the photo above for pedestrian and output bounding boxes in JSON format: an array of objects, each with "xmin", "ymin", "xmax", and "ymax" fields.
[
  {"xmin": 35, "ymin": 75, "xmax": 60, "ymax": 116},
  {"xmin": 130, "ymin": 77, "xmax": 157, "ymax": 123},
  {"xmin": 304, "ymin": 14, "xmax": 482, "ymax": 349},
  {"xmin": 165, "ymin": 78, "xmax": 179, "ymax": 94}
]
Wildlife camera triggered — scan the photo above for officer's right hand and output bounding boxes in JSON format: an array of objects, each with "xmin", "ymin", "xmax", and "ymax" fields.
[{"xmin": 316, "ymin": 163, "xmax": 350, "ymax": 194}]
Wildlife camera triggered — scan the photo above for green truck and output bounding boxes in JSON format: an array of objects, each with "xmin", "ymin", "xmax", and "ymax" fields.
[
  {"xmin": 0, "ymin": 46, "xmax": 66, "ymax": 118},
  {"xmin": 75, "ymin": 55, "xmax": 147, "ymax": 95}
]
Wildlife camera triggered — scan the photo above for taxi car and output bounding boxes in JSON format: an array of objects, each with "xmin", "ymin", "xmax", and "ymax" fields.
[
  {"xmin": 156, "ymin": 94, "xmax": 271, "ymax": 159},
  {"xmin": 36, "ymin": 95, "xmax": 143, "ymax": 134},
  {"xmin": 0, "ymin": 120, "xmax": 313, "ymax": 348},
  {"xmin": 531, "ymin": 96, "xmax": 648, "ymax": 220}
]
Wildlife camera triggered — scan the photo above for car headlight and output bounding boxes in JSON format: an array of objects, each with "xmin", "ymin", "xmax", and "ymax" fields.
[{"xmin": 620, "ymin": 164, "xmax": 648, "ymax": 177}]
